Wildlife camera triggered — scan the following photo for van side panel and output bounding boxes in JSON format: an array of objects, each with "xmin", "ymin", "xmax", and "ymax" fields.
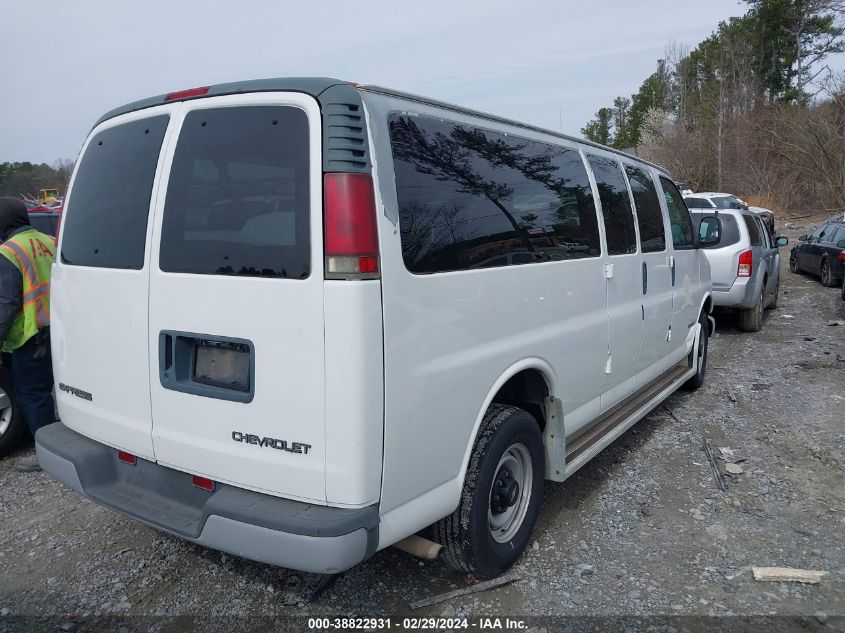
[
  {"xmin": 363, "ymin": 93, "xmax": 609, "ymax": 518},
  {"xmin": 323, "ymin": 281, "xmax": 384, "ymax": 506}
]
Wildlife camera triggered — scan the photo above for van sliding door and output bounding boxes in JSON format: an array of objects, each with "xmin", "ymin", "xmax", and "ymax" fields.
[{"xmin": 585, "ymin": 154, "xmax": 642, "ymax": 411}]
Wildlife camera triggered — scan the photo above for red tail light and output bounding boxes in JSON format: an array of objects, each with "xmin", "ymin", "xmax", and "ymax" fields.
[
  {"xmin": 192, "ymin": 475, "xmax": 215, "ymax": 491},
  {"xmin": 117, "ymin": 451, "xmax": 136, "ymax": 465},
  {"xmin": 737, "ymin": 249, "xmax": 752, "ymax": 277},
  {"xmin": 323, "ymin": 172, "xmax": 379, "ymax": 279},
  {"xmin": 165, "ymin": 86, "xmax": 209, "ymax": 101},
  {"xmin": 838, "ymin": 251, "xmax": 845, "ymax": 261}
]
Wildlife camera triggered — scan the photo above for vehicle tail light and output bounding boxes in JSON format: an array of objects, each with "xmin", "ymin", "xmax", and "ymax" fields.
[
  {"xmin": 192, "ymin": 475, "xmax": 215, "ymax": 491},
  {"xmin": 838, "ymin": 251, "xmax": 845, "ymax": 261},
  {"xmin": 164, "ymin": 86, "xmax": 209, "ymax": 101},
  {"xmin": 737, "ymin": 250, "xmax": 752, "ymax": 277},
  {"xmin": 324, "ymin": 173, "xmax": 379, "ymax": 279},
  {"xmin": 117, "ymin": 451, "xmax": 136, "ymax": 465}
]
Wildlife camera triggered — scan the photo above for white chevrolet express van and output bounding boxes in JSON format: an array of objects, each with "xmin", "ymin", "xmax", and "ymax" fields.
[{"xmin": 37, "ymin": 78, "xmax": 713, "ymax": 578}]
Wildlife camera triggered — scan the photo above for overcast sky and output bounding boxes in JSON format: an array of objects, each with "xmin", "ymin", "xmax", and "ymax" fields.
[{"xmin": 2, "ymin": 0, "xmax": 762, "ymax": 164}]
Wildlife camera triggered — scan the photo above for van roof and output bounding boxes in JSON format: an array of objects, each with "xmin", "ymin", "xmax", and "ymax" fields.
[
  {"xmin": 94, "ymin": 77, "xmax": 349, "ymax": 127},
  {"xmin": 95, "ymin": 76, "xmax": 670, "ymax": 176},
  {"xmin": 357, "ymin": 85, "xmax": 671, "ymax": 176}
]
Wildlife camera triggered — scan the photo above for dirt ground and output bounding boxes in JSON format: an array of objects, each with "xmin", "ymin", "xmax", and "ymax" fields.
[{"xmin": 1, "ymin": 226, "xmax": 843, "ymax": 632}]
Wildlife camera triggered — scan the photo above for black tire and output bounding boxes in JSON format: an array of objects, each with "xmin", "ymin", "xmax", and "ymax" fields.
[
  {"xmin": 739, "ymin": 291, "xmax": 764, "ymax": 332},
  {"xmin": 0, "ymin": 363, "xmax": 27, "ymax": 458},
  {"xmin": 433, "ymin": 404, "xmax": 544, "ymax": 578},
  {"xmin": 820, "ymin": 258, "xmax": 836, "ymax": 287},
  {"xmin": 682, "ymin": 311, "xmax": 709, "ymax": 391},
  {"xmin": 766, "ymin": 277, "xmax": 779, "ymax": 310},
  {"xmin": 841, "ymin": 278, "xmax": 845, "ymax": 301},
  {"xmin": 789, "ymin": 250, "xmax": 799, "ymax": 274}
]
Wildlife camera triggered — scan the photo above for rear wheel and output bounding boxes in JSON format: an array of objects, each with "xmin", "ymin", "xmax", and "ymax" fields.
[
  {"xmin": 739, "ymin": 291, "xmax": 764, "ymax": 332},
  {"xmin": 820, "ymin": 259, "xmax": 836, "ymax": 287},
  {"xmin": 841, "ymin": 278, "xmax": 845, "ymax": 301},
  {"xmin": 433, "ymin": 404, "xmax": 543, "ymax": 578},
  {"xmin": 0, "ymin": 364, "xmax": 27, "ymax": 458},
  {"xmin": 789, "ymin": 251, "xmax": 799, "ymax": 273},
  {"xmin": 682, "ymin": 311, "xmax": 709, "ymax": 391}
]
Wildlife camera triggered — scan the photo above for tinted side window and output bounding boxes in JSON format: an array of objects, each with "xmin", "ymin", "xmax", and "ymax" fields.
[
  {"xmin": 389, "ymin": 115, "xmax": 601, "ymax": 273},
  {"xmin": 587, "ymin": 155, "xmax": 637, "ymax": 255},
  {"xmin": 160, "ymin": 107, "xmax": 310, "ymax": 279},
  {"xmin": 659, "ymin": 177, "xmax": 694, "ymax": 248},
  {"xmin": 743, "ymin": 214, "xmax": 762, "ymax": 246},
  {"xmin": 809, "ymin": 224, "xmax": 827, "ymax": 240},
  {"xmin": 625, "ymin": 165, "xmax": 666, "ymax": 253},
  {"xmin": 62, "ymin": 116, "xmax": 169, "ymax": 268},
  {"xmin": 685, "ymin": 197, "xmax": 705, "ymax": 209}
]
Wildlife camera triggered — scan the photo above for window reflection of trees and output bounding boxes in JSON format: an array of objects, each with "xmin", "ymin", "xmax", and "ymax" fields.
[
  {"xmin": 586, "ymin": 156, "xmax": 638, "ymax": 256},
  {"xmin": 389, "ymin": 116, "xmax": 601, "ymax": 273}
]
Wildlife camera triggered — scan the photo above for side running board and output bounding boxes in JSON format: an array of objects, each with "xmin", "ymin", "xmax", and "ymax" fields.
[{"xmin": 561, "ymin": 360, "xmax": 694, "ymax": 480}]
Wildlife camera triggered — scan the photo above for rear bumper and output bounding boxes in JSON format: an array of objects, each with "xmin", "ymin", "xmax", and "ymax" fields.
[
  {"xmin": 712, "ymin": 276, "xmax": 761, "ymax": 309},
  {"xmin": 35, "ymin": 423, "xmax": 379, "ymax": 574}
]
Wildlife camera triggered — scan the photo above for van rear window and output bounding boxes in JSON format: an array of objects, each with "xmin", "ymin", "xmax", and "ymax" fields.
[
  {"xmin": 61, "ymin": 116, "xmax": 169, "ymax": 269},
  {"xmin": 160, "ymin": 106, "xmax": 310, "ymax": 279}
]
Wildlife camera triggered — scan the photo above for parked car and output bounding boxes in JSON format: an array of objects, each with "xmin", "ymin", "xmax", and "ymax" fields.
[
  {"xmin": 749, "ymin": 205, "xmax": 775, "ymax": 235},
  {"xmin": 23, "ymin": 199, "xmax": 49, "ymax": 213},
  {"xmin": 684, "ymin": 192, "xmax": 748, "ymax": 212},
  {"xmin": 789, "ymin": 220, "xmax": 845, "ymax": 287},
  {"xmin": 36, "ymin": 78, "xmax": 714, "ymax": 578},
  {"xmin": 691, "ymin": 208, "xmax": 788, "ymax": 332},
  {"xmin": 27, "ymin": 209, "xmax": 62, "ymax": 239}
]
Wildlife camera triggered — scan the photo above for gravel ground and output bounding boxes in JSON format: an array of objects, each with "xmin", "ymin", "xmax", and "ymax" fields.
[{"xmin": 1, "ymin": 227, "xmax": 843, "ymax": 631}]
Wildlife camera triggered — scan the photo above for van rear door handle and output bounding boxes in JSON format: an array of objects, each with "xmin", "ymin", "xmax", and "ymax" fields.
[{"xmin": 642, "ymin": 262, "xmax": 648, "ymax": 294}]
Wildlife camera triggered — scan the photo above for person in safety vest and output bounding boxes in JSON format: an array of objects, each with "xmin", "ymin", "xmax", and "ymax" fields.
[{"xmin": 0, "ymin": 197, "xmax": 56, "ymax": 472}]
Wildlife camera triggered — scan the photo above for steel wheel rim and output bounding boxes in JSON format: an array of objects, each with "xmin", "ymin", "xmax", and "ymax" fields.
[
  {"xmin": 488, "ymin": 443, "xmax": 532, "ymax": 543},
  {"xmin": 790, "ymin": 252, "xmax": 798, "ymax": 271},
  {"xmin": 0, "ymin": 389, "xmax": 12, "ymax": 437}
]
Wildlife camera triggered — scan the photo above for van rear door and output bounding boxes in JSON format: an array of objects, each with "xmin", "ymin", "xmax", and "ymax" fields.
[
  {"xmin": 147, "ymin": 93, "xmax": 327, "ymax": 503},
  {"xmin": 53, "ymin": 106, "xmax": 177, "ymax": 459}
]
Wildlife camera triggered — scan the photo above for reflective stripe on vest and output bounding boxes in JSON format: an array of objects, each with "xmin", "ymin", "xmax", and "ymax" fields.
[{"xmin": 1, "ymin": 239, "xmax": 39, "ymax": 286}]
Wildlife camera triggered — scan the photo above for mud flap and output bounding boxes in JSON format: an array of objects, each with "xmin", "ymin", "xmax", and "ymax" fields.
[{"xmin": 542, "ymin": 396, "xmax": 566, "ymax": 482}]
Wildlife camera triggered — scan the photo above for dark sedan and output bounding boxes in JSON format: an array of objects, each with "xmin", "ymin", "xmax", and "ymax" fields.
[{"xmin": 789, "ymin": 220, "xmax": 845, "ymax": 287}]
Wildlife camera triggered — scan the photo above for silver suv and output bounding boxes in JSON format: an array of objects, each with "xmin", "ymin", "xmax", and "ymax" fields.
[{"xmin": 692, "ymin": 209, "xmax": 788, "ymax": 331}]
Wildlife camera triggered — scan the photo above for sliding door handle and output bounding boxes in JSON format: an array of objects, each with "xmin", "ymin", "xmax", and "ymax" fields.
[{"xmin": 642, "ymin": 262, "xmax": 648, "ymax": 294}]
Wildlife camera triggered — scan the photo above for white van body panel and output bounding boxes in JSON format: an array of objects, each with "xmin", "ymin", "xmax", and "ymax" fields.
[
  {"xmin": 323, "ymin": 280, "xmax": 384, "ymax": 506},
  {"xmin": 52, "ymin": 104, "xmax": 181, "ymax": 460},
  {"xmin": 363, "ymin": 93, "xmax": 610, "ymax": 516},
  {"xmin": 146, "ymin": 92, "xmax": 329, "ymax": 503}
]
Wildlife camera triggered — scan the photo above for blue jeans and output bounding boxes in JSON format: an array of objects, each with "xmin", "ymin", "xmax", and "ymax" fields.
[{"xmin": 11, "ymin": 328, "xmax": 55, "ymax": 435}]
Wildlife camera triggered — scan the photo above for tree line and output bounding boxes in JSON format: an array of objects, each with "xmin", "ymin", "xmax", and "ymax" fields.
[
  {"xmin": 581, "ymin": 0, "xmax": 845, "ymax": 216},
  {"xmin": 0, "ymin": 160, "xmax": 74, "ymax": 200}
]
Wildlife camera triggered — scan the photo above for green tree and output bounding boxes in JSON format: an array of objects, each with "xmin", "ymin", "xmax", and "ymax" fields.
[
  {"xmin": 745, "ymin": 0, "xmax": 844, "ymax": 102},
  {"xmin": 581, "ymin": 107, "xmax": 613, "ymax": 145}
]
